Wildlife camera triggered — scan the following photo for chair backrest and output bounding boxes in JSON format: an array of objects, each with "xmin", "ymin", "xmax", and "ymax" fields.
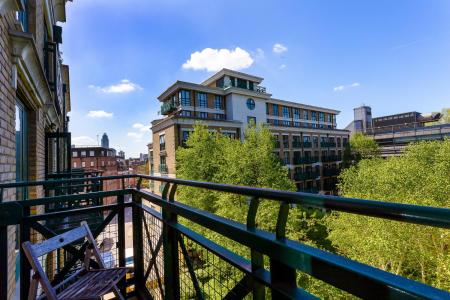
[{"xmin": 22, "ymin": 221, "xmax": 106, "ymax": 300}]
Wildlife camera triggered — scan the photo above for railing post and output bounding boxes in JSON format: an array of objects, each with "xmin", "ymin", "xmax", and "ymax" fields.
[
  {"xmin": 162, "ymin": 183, "xmax": 180, "ymax": 300},
  {"xmin": 20, "ymin": 206, "xmax": 31, "ymax": 300},
  {"xmin": 270, "ymin": 202, "xmax": 297, "ymax": 299},
  {"xmin": 246, "ymin": 196, "xmax": 265, "ymax": 300},
  {"xmin": 132, "ymin": 191, "xmax": 145, "ymax": 295},
  {"xmin": 117, "ymin": 193, "xmax": 126, "ymax": 296},
  {"xmin": 0, "ymin": 225, "xmax": 7, "ymax": 300}
]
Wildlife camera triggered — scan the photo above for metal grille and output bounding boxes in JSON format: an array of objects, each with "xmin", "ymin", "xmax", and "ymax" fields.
[{"xmin": 142, "ymin": 207, "xmax": 164, "ymax": 299}]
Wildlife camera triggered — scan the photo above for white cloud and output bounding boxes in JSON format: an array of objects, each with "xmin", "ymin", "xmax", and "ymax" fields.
[
  {"xmin": 273, "ymin": 43, "xmax": 288, "ymax": 54},
  {"xmin": 279, "ymin": 64, "xmax": 287, "ymax": 70},
  {"xmin": 182, "ymin": 47, "xmax": 254, "ymax": 72},
  {"xmin": 333, "ymin": 82, "xmax": 360, "ymax": 92},
  {"xmin": 87, "ymin": 110, "xmax": 113, "ymax": 118},
  {"xmin": 132, "ymin": 123, "xmax": 150, "ymax": 132},
  {"xmin": 89, "ymin": 79, "xmax": 143, "ymax": 94},
  {"xmin": 72, "ymin": 136, "xmax": 96, "ymax": 146}
]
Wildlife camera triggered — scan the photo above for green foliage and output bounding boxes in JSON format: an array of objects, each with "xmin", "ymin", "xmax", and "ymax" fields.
[
  {"xmin": 329, "ymin": 139, "xmax": 450, "ymax": 290},
  {"xmin": 176, "ymin": 123, "xmax": 336, "ymax": 297},
  {"xmin": 349, "ymin": 133, "xmax": 380, "ymax": 162}
]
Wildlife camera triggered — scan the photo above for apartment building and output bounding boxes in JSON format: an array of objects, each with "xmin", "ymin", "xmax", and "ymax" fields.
[
  {"xmin": 0, "ymin": 1, "xmax": 72, "ymax": 298},
  {"xmin": 151, "ymin": 69, "xmax": 350, "ymax": 194},
  {"xmin": 346, "ymin": 106, "xmax": 450, "ymax": 157}
]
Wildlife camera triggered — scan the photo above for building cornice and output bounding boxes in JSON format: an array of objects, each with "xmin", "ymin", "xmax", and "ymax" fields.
[
  {"xmin": 157, "ymin": 81, "xmax": 224, "ymax": 101},
  {"xmin": 269, "ymin": 98, "xmax": 340, "ymax": 114},
  {"xmin": 201, "ymin": 68, "xmax": 264, "ymax": 86}
]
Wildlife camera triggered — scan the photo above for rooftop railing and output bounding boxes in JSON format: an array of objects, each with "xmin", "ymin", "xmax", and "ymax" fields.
[{"xmin": 0, "ymin": 174, "xmax": 449, "ymax": 299}]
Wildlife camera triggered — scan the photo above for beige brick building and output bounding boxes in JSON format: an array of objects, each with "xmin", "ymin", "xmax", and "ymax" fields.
[
  {"xmin": 150, "ymin": 69, "xmax": 350, "ymax": 195},
  {"xmin": 0, "ymin": 1, "xmax": 72, "ymax": 298}
]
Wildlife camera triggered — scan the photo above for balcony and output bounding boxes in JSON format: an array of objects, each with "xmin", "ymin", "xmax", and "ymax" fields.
[
  {"xmin": 161, "ymin": 101, "xmax": 177, "ymax": 115},
  {"xmin": 321, "ymin": 155, "xmax": 340, "ymax": 162},
  {"xmin": 292, "ymin": 141, "xmax": 302, "ymax": 148},
  {"xmin": 320, "ymin": 141, "xmax": 337, "ymax": 148},
  {"xmin": 294, "ymin": 171, "xmax": 319, "ymax": 181},
  {"xmin": 323, "ymin": 168, "xmax": 340, "ymax": 177},
  {"xmin": 303, "ymin": 141, "xmax": 312, "ymax": 148},
  {"xmin": 298, "ymin": 156, "xmax": 319, "ymax": 164},
  {"xmin": 1, "ymin": 175, "xmax": 449, "ymax": 300},
  {"xmin": 159, "ymin": 164, "xmax": 168, "ymax": 174}
]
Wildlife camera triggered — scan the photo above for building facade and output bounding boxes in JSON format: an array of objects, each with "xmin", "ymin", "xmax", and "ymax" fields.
[
  {"xmin": 0, "ymin": 1, "xmax": 72, "ymax": 298},
  {"xmin": 151, "ymin": 69, "xmax": 350, "ymax": 194},
  {"xmin": 346, "ymin": 106, "xmax": 450, "ymax": 157}
]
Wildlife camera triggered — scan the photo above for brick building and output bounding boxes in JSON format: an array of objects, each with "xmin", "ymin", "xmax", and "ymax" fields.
[
  {"xmin": 151, "ymin": 69, "xmax": 350, "ymax": 195},
  {"xmin": 0, "ymin": 1, "xmax": 72, "ymax": 298}
]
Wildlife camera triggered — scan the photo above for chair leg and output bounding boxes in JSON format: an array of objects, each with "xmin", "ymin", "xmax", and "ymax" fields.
[
  {"xmin": 112, "ymin": 285, "xmax": 125, "ymax": 300},
  {"xmin": 28, "ymin": 276, "xmax": 39, "ymax": 300}
]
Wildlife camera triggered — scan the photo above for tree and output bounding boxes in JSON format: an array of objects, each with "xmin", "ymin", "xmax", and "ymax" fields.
[
  {"xmin": 328, "ymin": 139, "xmax": 450, "ymax": 290},
  {"xmin": 349, "ymin": 132, "xmax": 380, "ymax": 162},
  {"xmin": 176, "ymin": 123, "xmax": 337, "ymax": 297}
]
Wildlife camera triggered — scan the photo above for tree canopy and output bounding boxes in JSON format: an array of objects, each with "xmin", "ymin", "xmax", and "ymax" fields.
[{"xmin": 329, "ymin": 139, "xmax": 450, "ymax": 290}]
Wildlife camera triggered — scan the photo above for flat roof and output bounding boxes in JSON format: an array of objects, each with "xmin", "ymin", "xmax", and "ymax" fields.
[{"xmin": 201, "ymin": 68, "xmax": 264, "ymax": 86}]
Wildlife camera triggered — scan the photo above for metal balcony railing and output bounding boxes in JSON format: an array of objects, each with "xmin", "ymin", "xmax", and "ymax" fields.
[
  {"xmin": 0, "ymin": 175, "xmax": 449, "ymax": 299},
  {"xmin": 323, "ymin": 168, "xmax": 340, "ymax": 177},
  {"xmin": 294, "ymin": 172, "xmax": 319, "ymax": 181},
  {"xmin": 161, "ymin": 102, "xmax": 177, "ymax": 115},
  {"xmin": 321, "ymin": 155, "xmax": 340, "ymax": 162},
  {"xmin": 303, "ymin": 141, "xmax": 312, "ymax": 148},
  {"xmin": 292, "ymin": 141, "xmax": 302, "ymax": 148}
]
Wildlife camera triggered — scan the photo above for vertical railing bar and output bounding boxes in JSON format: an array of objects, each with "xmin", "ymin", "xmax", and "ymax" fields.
[
  {"xmin": 117, "ymin": 194, "xmax": 126, "ymax": 296},
  {"xmin": 132, "ymin": 191, "xmax": 145, "ymax": 297},
  {"xmin": 246, "ymin": 196, "xmax": 265, "ymax": 300},
  {"xmin": 20, "ymin": 205, "xmax": 31, "ymax": 300},
  {"xmin": 0, "ymin": 224, "xmax": 7, "ymax": 300},
  {"xmin": 162, "ymin": 183, "xmax": 180, "ymax": 299},
  {"xmin": 270, "ymin": 201, "xmax": 296, "ymax": 299}
]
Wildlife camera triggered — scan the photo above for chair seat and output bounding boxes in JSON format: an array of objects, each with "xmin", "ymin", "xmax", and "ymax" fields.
[{"xmin": 57, "ymin": 268, "xmax": 129, "ymax": 300}]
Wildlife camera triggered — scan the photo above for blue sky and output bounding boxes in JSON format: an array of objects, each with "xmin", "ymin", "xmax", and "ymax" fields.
[{"xmin": 62, "ymin": 0, "xmax": 450, "ymax": 157}]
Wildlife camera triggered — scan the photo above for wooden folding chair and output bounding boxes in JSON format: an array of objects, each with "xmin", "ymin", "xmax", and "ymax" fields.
[{"xmin": 22, "ymin": 221, "xmax": 129, "ymax": 300}]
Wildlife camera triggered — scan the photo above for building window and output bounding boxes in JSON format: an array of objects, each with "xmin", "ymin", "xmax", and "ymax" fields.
[
  {"xmin": 160, "ymin": 156, "xmax": 167, "ymax": 173},
  {"xmin": 266, "ymin": 103, "xmax": 269, "ymax": 115},
  {"xmin": 72, "ymin": 151, "xmax": 78, "ymax": 157},
  {"xmin": 282, "ymin": 135, "xmax": 289, "ymax": 148},
  {"xmin": 313, "ymin": 136, "xmax": 319, "ymax": 148},
  {"xmin": 237, "ymin": 78, "xmax": 247, "ymax": 89},
  {"xmin": 246, "ymin": 98, "xmax": 255, "ymax": 110},
  {"xmin": 82, "ymin": 162, "xmax": 86, "ymax": 168},
  {"xmin": 198, "ymin": 112, "xmax": 208, "ymax": 119},
  {"xmin": 293, "ymin": 108, "xmax": 300, "ymax": 119},
  {"xmin": 18, "ymin": 0, "xmax": 29, "ymax": 32},
  {"xmin": 182, "ymin": 131, "xmax": 191, "ymax": 144},
  {"xmin": 198, "ymin": 92, "xmax": 207, "ymax": 108},
  {"xmin": 179, "ymin": 90, "xmax": 191, "ymax": 106},
  {"xmin": 282, "ymin": 106, "xmax": 289, "ymax": 118},
  {"xmin": 81, "ymin": 151, "xmax": 86, "ymax": 157},
  {"xmin": 159, "ymin": 134, "xmax": 166, "ymax": 151},
  {"xmin": 247, "ymin": 116, "xmax": 256, "ymax": 125},
  {"xmin": 90, "ymin": 161, "xmax": 95, "ymax": 167},
  {"xmin": 89, "ymin": 150, "xmax": 95, "ymax": 157},
  {"xmin": 327, "ymin": 114, "xmax": 332, "ymax": 123},
  {"xmin": 214, "ymin": 95, "xmax": 223, "ymax": 109},
  {"xmin": 213, "ymin": 113, "xmax": 225, "ymax": 120},
  {"xmin": 101, "ymin": 161, "xmax": 105, "ymax": 167},
  {"xmin": 73, "ymin": 162, "xmax": 77, "ymax": 168},
  {"xmin": 311, "ymin": 111, "xmax": 317, "ymax": 121},
  {"xmin": 283, "ymin": 151, "xmax": 290, "ymax": 165},
  {"xmin": 319, "ymin": 112, "xmax": 324, "ymax": 122},
  {"xmin": 303, "ymin": 110, "xmax": 308, "ymax": 120},
  {"xmin": 180, "ymin": 110, "xmax": 192, "ymax": 117},
  {"xmin": 272, "ymin": 104, "xmax": 279, "ymax": 116},
  {"xmin": 293, "ymin": 121, "xmax": 300, "ymax": 127}
]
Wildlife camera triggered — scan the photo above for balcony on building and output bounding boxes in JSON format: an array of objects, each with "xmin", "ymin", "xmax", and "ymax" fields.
[{"xmin": 1, "ymin": 174, "xmax": 449, "ymax": 300}]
